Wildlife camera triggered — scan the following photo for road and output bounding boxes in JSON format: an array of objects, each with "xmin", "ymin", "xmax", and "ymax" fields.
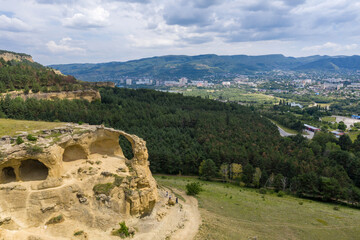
[{"xmin": 277, "ymin": 126, "xmax": 314, "ymax": 139}]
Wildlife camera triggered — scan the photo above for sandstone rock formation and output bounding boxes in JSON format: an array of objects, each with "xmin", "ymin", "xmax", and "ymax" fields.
[
  {"xmin": 0, "ymin": 89, "xmax": 101, "ymax": 102},
  {"xmin": 0, "ymin": 51, "xmax": 34, "ymax": 63},
  {"xmin": 0, "ymin": 124, "xmax": 158, "ymax": 239}
]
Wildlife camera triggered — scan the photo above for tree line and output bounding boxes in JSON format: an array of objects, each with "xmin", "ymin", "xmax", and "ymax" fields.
[{"xmin": 0, "ymin": 87, "xmax": 359, "ymax": 205}]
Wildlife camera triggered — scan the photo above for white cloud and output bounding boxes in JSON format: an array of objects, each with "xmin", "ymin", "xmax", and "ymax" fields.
[
  {"xmin": 46, "ymin": 38, "xmax": 86, "ymax": 53},
  {"xmin": 302, "ymin": 42, "xmax": 358, "ymax": 52},
  {"xmin": 0, "ymin": 14, "xmax": 30, "ymax": 32},
  {"xmin": 63, "ymin": 7, "xmax": 110, "ymax": 29}
]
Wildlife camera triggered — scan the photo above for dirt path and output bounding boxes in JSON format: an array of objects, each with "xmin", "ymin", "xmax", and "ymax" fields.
[
  {"xmin": 170, "ymin": 188, "xmax": 201, "ymax": 240},
  {"xmin": 132, "ymin": 187, "xmax": 201, "ymax": 240}
]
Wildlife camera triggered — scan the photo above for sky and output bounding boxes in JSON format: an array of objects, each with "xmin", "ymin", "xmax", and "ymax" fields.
[{"xmin": 0, "ymin": 0, "xmax": 359, "ymax": 65}]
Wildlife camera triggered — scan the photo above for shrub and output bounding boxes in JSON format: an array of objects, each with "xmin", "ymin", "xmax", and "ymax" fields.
[
  {"xmin": 277, "ymin": 191, "xmax": 285, "ymax": 197},
  {"xmin": 25, "ymin": 145, "xmax": 43, "ymax": 154},
  {"xmin": 46, "ymin": 215, "xmax": 64, "ymax": 225},
  {"xmin": 16, "ymin": 136, "xmax": 24, "ymax": 145},
  {"xmin": 186, "ymin": 182, "xmax": 202, "ymax": 196},
  {"xmin": 112, "ymin": 221, "xmax": 134, "ymax": 238},
  {"xmin": 258, "ymin": 188, "xmax": 267, "ymax": 194},
  {"xmin": 74, "ymin": 230, "xmax": 84, "ymax": 236},
  {"xmin": 26, "ymin": 134, "xmax": 37, "ymax": 141},
  {"xmin": 114, "ymin": 175, "xmax": 124, "ymax": 187},
  {"xmin": 93, "ymin": 183, "xmax": 114, "ymax": 196},
  {"xmin": 333, "ymin": 206, "xmax": 340, "ymax": 211},
  {"xmin": 299, "ymin": 201, "xmax": 304, "ymax": 205}
]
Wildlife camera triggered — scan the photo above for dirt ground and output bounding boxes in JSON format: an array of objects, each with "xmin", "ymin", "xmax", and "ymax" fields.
[
  {"xmin": 333, "ymin": 115, "xmax": 360, "ymax": 128},
  {"xmin": 131, "ymin": 188, "xmax": 201, "ymax": 240}
]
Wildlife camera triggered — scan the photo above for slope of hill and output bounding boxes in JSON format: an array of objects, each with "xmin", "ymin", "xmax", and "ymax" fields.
[
  {"xmin": 157, "ymin": 175, "xmax": 360, "ymax": 240},
  {"xmin": 49, "ymin": 54, "xmax": 355, "ymax": 82}
]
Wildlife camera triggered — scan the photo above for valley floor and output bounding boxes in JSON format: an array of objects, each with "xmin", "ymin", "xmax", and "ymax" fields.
[{"xmin": 155, "ymin": 175, "xmax": 360, "ymax": 240}]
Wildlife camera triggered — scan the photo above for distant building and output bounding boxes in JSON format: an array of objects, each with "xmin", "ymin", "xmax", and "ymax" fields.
[
  {"xmin": 290, "ymin": 102, "xmax": 303, "ymax": 108},
  {"xmin": 331, "ymin": 130, "xmax": 345, "ymax": 138},
  {"xmin": 304, "ymin": 124, "xmax": 320, "ymax": 132},
  {"xmin": 126, "ymin": 79, "xmax": 132, "ymax": 85},
  {"xmin": 352, "ymin": 115, "xmax": 360, "ymax": 119},
  {"xmin": 322, "ymin": 83, "xmax": 343, "ymax": 90},
  {"xmin": 178, "ymin": 77, "xmax": 188, "ymax": 86},
  {"xmin": 222, "ymin": 81, "xmax": 231, "ymax": 86}
]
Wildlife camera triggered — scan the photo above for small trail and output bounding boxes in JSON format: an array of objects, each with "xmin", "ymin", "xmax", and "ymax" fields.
[
  {"xmin": 170, "ymin": 188, "xmax": 201, "ymax": 240},
  {"xmin": 132, "ymin": 187, "xmax": 201, "ymax": 240}
]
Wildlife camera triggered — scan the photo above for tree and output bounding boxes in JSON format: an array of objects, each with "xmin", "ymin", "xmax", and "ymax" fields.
[
  {"xmin": 338, "ymin": 121, "xmax": 346, "ymax": 131},
  {"xmin": 220, "ymin": 163, "xmax": 229, "ymax": 182},
  {"xmin": 199, "ymin": 159, "xmax": 217, "ymax": 181},
  {"xmin": 230, "ymin": 163, "xmax": 242, "ymax": 181},
  {"xmin": 338, "ymin": 135, "xmax": 352, "ymax": 151},
  {"xmin": 252, "ymin": 167, "xmax": 262, "ymax": 188},
  {"xmin": 242, "ymin": 163, "xmax": 254, "ymax": 186},
  {"xmin": 23, "ymin": 85, "xmax": 30, "ymax": 94}
]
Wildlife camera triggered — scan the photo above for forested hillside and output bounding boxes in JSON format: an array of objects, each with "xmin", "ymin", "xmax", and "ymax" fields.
[
  {"xmin": 0, "ymin": 56, "xmax": 83, "ymax": 93},
  {"xmin": 50, "ymin": 54, "xmax": 360, "ymax": 82},
  {"xmin": 0, "ymin": 88, "xmax": 359, "ymax": 205}
]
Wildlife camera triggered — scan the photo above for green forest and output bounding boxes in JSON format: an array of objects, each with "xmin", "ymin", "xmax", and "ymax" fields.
[
  {"xmin": 0, "ymin": 87, "xmax": 360, "ymax": 205},
  {"xmin": 0, "ymin": 57, "xmax": 84, "ymax": 93}
]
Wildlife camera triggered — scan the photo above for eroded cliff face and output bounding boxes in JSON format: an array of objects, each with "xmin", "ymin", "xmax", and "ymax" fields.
[
  {"xmin": 0, "ymin": 52, "xmax": 33, "ymax": 63},
  {"xmin": 1, "ymin": 89, "xmax": 101, "ymax": 102},
  {"xmin": 0, "ymin": 124, "xmax": 158, "ymax": 239}
]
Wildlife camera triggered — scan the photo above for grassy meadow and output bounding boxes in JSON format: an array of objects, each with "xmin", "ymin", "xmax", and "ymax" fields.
[
  {"xmin": 155, "ymin": 175, "xmax": 360, "ymax": 240},
  {"xmin": 177, "ymin": 87, "xmax": 279, "ymax": 104},
  {"xmin": 0, "ymin": 118, "xmax": 66, "ymax": 137}
]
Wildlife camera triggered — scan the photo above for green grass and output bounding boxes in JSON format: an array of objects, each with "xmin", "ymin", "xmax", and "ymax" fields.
[
  {"xmin": 0, "ymin": 118, "xmax": 66, "ymax": 137},
  {"xmin": 322, "ymin": 116, "xmax": 336, "ymax": 122},
  {"xmin": 348, "ymin": 131, "xmax": 360, "ymax": 142},
  {"xmin": 268, "ymin": 119, "xmax": 299, "ymax": 134},
  {"xmin": 178, "ymin": 87, "xmax": 279, "ymax": 104},
  {"xmin": 155, "ymin": 175, "xmax": 360, "ymax": 240}
]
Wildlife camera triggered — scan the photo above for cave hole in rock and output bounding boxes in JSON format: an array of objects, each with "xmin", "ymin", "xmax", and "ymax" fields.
[
  {"xmin": 90, "ymin": 139, "xmax": 119, "ymax": 156},
  {"xmin": 119, "ymin": 135, "xmax": 134, "ymax": 160},
  {"xmin": 19, "ymin": 159, "xmax": 49, "ymax": 181},
  {"xmin": 1, "ymin": 167, "xmax": 16, "ymax": 183},
  {"xmin": 63, "ymin": 145, "xmax": 87, "ymax": 162}
]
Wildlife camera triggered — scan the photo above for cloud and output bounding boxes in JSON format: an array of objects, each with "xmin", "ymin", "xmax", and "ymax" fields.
[
  {"xmin": 163, "ymin": 2, "xmax": 214, "ymax": 27},
  {"xmin": 302, "ymin": 42, "xmax": 358, "ymax": 52},
  {"xmin": 46, "ymin": 37, "xmax": 86, "ymax": 53},
  {"xmin": 0, "ymin": 14, "xmax": 30, "ymax": 32},
  {"xmin": 63, "ymin": 7, "xmax": 110, "ymax": 29}
]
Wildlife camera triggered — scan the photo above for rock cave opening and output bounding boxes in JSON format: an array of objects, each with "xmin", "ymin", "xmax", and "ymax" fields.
[
  {"xmin": 90, "ymin": 139, "xmax": 119, "ymax": 156},
  {"xmin": 119, "ymin": 135, "xmax": 134, "ymax": 160},
  {"xmin": 63, "ymin": 145, "xmax": 87, "ymax": 162},
  {"xmin": 1, "ymin": 167, "xmax": 16, "ymax": 183},
  {"xmin": 19, "ymin": 159, "xmax": 49, "ymax": 181}
]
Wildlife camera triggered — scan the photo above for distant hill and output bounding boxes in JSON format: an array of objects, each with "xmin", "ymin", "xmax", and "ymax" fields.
[
  {"xmin": 0, "ymin": 49, "xmax": 90, "ymax": 93},
  {"xmin": 48, "ymin": 54, "xmax": 360, "ymax": 82}
]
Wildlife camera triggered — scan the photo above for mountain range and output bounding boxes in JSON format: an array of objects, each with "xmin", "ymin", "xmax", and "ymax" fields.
[{"xmin": 50, "ymin": 54, "xmax": 360, "ymax": 82}]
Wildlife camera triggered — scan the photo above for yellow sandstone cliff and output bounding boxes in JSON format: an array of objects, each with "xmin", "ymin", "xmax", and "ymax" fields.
[{"xmin": 0, "ymin": 124, "xmax": 158, "ymax": 239}]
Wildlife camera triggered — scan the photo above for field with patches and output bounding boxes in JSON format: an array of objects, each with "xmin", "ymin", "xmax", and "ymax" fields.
[
  {"xmin": 177, "ymin": 87, "xmax": 279, "ymax": 104},
  {"xmin": 155, "ymin": 175, "xmax": 360, "ymax": 240},
  {"xmin": 0, "ymin": 118, "xmax": 66, "ymax": 137}
]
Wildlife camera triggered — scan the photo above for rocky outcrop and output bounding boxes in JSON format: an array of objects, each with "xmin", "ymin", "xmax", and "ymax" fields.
[
  {"xmin": 1, "ymin": 89, "xmax": 101, "ymax": 102},
  {"xmin": 0, "ymin": 124, "xmax": 158, "ymax": 239},
  {"xmin": 0, "ymin": 51, "xmax": 33, "ymax": 63}
]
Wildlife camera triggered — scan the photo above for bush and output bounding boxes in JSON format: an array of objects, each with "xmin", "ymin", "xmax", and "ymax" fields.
[
  {"xmin": 26, "ymin": 134, "xmax": 37, "ymax": 141},
  {"xmin": 74, "ymin": 231, "xmax": 84, "ymax": 236},
  {"xmin": 186, "ymin": 182, "xmax": 202, "ymax": 196},
  {"xmin": 93, "ymin": 183, "xmax": 114, "ymax": 196},
  {"xmin": 112, "ymin": 221, "xmax": 134, "ymax": 238},
  {"xmin": 277, "ymin": 191, "xmax": 285, "ymax": 197},
  {"xmin": 46, "ymin": 215, "xmax": 64, "ymax": 225},
  {"xmin": 258, "ymin": 188, "xmax": 267, "ymax": 194},
  {"xmin": 16, "ymin": 136, "xmax": 24, "ymax": 145},
  {"xmin": 25, "ymin": 145, "xmax": 43, "ymax": 154}
]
